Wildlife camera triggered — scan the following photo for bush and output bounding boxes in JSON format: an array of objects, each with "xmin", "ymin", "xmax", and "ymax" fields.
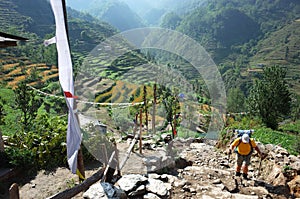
[
  {"xmin": 4, "ymin": 147, "xmax": 36, "ymax": 169},
  {"xmin": 6, "ymin": 114, "xmax": 68, "ymax": 170}
]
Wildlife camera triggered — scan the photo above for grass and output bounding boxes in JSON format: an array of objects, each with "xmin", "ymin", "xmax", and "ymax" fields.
[{"xmin": 254, "ymin": 127, "xmax": 299, "ymax": 155}]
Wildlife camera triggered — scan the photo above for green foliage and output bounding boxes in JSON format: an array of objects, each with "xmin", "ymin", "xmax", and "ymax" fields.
[
  {"xmin": 157, "ymin": 85, "xmax": 180, "ymax": 128},
  {"xmin": 247, "ymin": 66, "xmax": 291, "ymax": 129},
  {"xmin": 4, "ymin": 147, "xmax": 36, "ymax": 169},
  {"xmin": 161, "ymin": 12, "xmax": 182, "ymax": 30},
  {"xmin": 0, "ymin": 88, "xmax": 22, "ymax": 135},
  {"xmin": 254, "ymin": 127, "xmax": 299, "ymax": 155},
  {"xmin": 14, "ymin": 81, "xmax": 42, "ymax": 131},
  {"xmin": 6, "ymin": 114, "xmax": 68, "ymax": 170},
  {"xmin": 111, "ymin": 108, "xmax": 133, "ymax": 132},
  {"xmin": 220, "ymin": 116, "xmax": 300, "ymax": 155},
  {"xmin": 227, "ymin": 87, "xmax": 246, "ymax": 113},
  {"xmin": 0, "ymin": 96, "xmax": 5, "ymax": 125},
  {"xmin": 279, "ymin": 120, "xmax": 300, "ymax": 135}
]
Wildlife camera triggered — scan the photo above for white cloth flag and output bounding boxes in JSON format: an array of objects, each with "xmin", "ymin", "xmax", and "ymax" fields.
[
  {"xmin": 49, "ymin": 0, "xmax": 82, "ymax": 174},
  {"xmin": 43, "ymin": 37, "xmax": 56, "ymax": 47}
]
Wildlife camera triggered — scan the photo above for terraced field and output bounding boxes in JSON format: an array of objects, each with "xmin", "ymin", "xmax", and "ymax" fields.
[{"xmin": 0, "ymin": 60, "xmax": 58, "ymax": 89}]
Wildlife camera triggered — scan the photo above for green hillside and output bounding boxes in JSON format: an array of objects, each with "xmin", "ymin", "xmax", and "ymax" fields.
[
  {"xmin": 82, "ymin": 0, "xmax": 145, "ymax": 31},
  {"xmin": 164, "ymin": 0, "xmax": 300, "ymax": 95}
]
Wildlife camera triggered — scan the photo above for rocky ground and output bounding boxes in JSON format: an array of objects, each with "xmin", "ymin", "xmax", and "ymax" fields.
[{"xmin": 3, "ymin": 137, "xmax": 300, "ymax": 198}]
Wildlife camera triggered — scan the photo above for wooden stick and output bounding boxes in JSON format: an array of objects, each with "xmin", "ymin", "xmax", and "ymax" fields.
[
  {"xmin": 46, "ymin": 168, "xmax": 105, "ymax": 199},
  {"xmin": 9, "ymin": 183, "xmax": 19, "ymax": 199},
  {"xmin": 114, "ymin": 142, "xmax": 121, "ymax": 176},
  {"xmin": 139, "ymin": 108, "xmax": 143, "ymax": 154},
  {"xmin": 152, "ymin": 83, "xmax": 156, "ymax": 135},
  {"xmin": 120, "ymin": 134, "xmax": 138, "ymax": 170},
  {"xmin": 101, "ymin": 151, "xmax": 115, "ymax": 181}
]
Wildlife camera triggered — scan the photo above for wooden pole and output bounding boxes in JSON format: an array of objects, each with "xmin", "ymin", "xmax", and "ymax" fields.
[
  {"xmin": 9, "ymin": 183, "xmax": 19, "ymax": 199},
  {"xmin": 143, "ymin": 86, "xmax": 148, "ymax": 133},
  {"xmin": 139, "ymin": 108, "xmax": 143, "ymax": 154},
  {"xmin": 152, "ymin": 83, "xmax": 156, "ymax": 135},
  {"xmin": 114, "ymin": 142, "xmax": 121, "ymax": 176},
  {"xmin": 77, "ymin": 147, "xmax": 85, "ymax": 182},
  {"xmin": 120, "ymin": 133, "xmax": 139, "ymax": 170},
  {"xmin": 133, "ymin": 113, "xmax": 138, "ymax": 137},
  {"xmin": 74, "ymin": 102, "xmax": 85, "ymax": 182}
]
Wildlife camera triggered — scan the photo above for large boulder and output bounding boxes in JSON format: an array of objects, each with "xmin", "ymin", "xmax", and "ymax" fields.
[{"xmin": 288, "ymin": 175, "xmax": 300, "ymax": 198}]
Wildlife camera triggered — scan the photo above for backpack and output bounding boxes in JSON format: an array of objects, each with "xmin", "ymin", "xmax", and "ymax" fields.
[{"xmin": 234, "ymin": 129, "xmax": 254, "ymax": 155}]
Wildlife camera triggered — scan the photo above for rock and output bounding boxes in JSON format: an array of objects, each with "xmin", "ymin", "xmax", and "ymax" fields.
[
  {"xmin": 116, "ymin": 174, "xmax": 147, "ymax": 192},
  {"xmin": 274, "ymin": 146, "xmax": 289, "ymax": 156},
  {"xmin": 128, "ymin": 184, "xmax": 146, "ymax": 197},
  {"xmin": 290, "ymin": 160, "xmax": 300, "ymax": 171},
  {"xmin": 242, "ymin": 186, "xmax": 269, "ymax": 195},
  {"xmin": 83, "ymin": 182, "xmax": 126, "ymax": 199},
  {"xmin": 144, "ymin": 192, "xmax": 161, "ymax": 199},
  {"xmin": 212, "ymin": 179, "xmax": 222, "ymax": 184},
  {"xmin": 148, "ymin": 173, "xmax": 160, "ymax": 180},
  {"xmin": 266, "ymin": 164, "xmax": 287, "ymax": 186},
  {"xmin": 146, "ymin": 178, "xmax": 169, "ymax": 197},
  {"xmin": 288, "ymin": 175, "xmax": 300, "ymax": 198},
  {"xmin": 231, "ymin": 193, "xmax": 259, "ymax": 199}
]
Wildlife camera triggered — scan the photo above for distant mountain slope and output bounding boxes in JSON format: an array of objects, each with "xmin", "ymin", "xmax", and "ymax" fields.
[
  {"xmin": 68, "ymin": 0, "xmax": 145, "ymax": 31},
  {"xmin": 250, "ymin": 20, "xmax": 300, "ymax": 93},
  {"xmin": 122, "ymin": 0, "xmax": 208, "ymax": 25},
  {"xmin": 0, "ymin": 0, "xmax": 54, "ymax": 37}
]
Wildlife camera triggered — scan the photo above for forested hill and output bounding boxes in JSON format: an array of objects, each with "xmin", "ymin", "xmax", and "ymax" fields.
[
  {"xmin": 159, "ymin": 0, "xmax": 300, "ymax": 94},
  {"xmin": 0, "ymin": 0, "xmax": 54, "ymax": 38},
  {"xmin": 0, "ymin": 0, "xmax": 117, "ymax": 59},
  {"xmin": 67, "ymin": 0, "xmax": 145, "ymax": 31}
]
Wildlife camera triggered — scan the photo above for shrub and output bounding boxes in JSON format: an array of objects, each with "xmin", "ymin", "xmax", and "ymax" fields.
[
  {"xmin": 6, "ymin": 114, "xmax": 68, "ymax": 170},
  {"xmin": 4, "ymin": 147, "xmax": 36, "ymax": 169}
]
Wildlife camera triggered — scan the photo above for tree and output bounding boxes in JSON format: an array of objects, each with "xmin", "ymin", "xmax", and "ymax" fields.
[
  {"xmin": 227, "ymin": 87, "xmax": 246, "ymax": 113},
  {"xmin": 14, "ymin": 81, "xmax": 42, "ymax": 131},
  {"xmin": 160, "ymin": 12, "xmax": 182, "ymax": 30},
  {"xmin": 247, "ymin": 66, "xmax": 291, "ymax": 129},
  {"xmin": 157, "ymin": 85, "xmax": 180, "ymax": 137}
]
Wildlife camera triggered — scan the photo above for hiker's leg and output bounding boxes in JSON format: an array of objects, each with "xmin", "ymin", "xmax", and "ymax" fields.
[
  {"xmin": 242, "ymin": 154, "xmax": 251, "ymax": 179},
  {"xmin": 235, "ymin": 154, "xmax": 243, "ymax": 176}
]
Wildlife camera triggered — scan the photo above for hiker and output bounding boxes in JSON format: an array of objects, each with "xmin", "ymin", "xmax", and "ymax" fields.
[{"xmin": 228, "ymin": 133, "xmax": 264, "ymax": 179}]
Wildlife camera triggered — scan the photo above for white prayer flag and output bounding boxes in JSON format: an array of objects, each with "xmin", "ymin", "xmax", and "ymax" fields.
[
  {"xmin": 49, "ymin": 0, "xmax": 82, "ymax": 174},
  {"xmin": 43, "ymin": 36, "xmax": 56, "ymax": 46}
]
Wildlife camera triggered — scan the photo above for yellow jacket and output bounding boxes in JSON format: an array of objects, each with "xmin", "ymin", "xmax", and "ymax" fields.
[{"xmin": 231, "ymin": 137, "xmax": 257, "ymax": 155}]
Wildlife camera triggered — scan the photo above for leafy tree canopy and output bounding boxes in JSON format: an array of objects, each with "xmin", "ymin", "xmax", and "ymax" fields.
[{"xmin": 247, "ymin": 66, "xmax": 291, "ymax": 129}]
